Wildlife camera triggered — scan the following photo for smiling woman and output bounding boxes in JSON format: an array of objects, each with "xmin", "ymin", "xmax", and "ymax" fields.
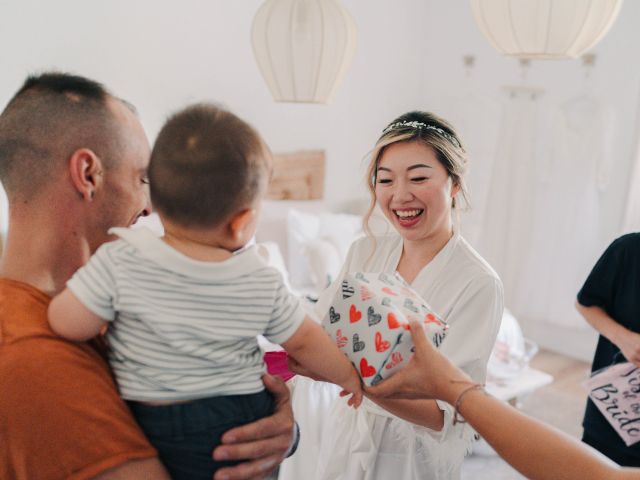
[{"xmin": 284, "ymin": 111, "xmax": 503, "ymax": 480}]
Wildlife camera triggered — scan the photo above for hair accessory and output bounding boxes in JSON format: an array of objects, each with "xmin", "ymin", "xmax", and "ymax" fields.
[
  {"xmin": 452, "ymin": 382, "xmax": 485, "ymax": 425},
  {"xmin": 382, "ymin": 120, "xmax": 461, "ymax": 148}
]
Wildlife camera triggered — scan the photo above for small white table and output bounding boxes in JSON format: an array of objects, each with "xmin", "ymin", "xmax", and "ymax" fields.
[
  {"xmin": 486, "ymin": 367, "xmax": 554, "ymax": 405},
  {"xmin": 470, "ymin": 367, "xmax": 554, "ymax": 457}
]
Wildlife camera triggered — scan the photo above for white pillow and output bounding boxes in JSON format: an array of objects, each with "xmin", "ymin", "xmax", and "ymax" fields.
[
  {"xmin": 303, "ymin": 238, "xmax": 342, "ymax": 291},
  {"xmin": 287, "ymin": 209, "xmax": 321, "ymax": 288},
  {"xmin": 255, "ymin": 200, "xmax": 326, "ymax": 263},
  {"xmin": 255, "ymin": 241, "xmax": 291, "ymax": 289},
  {"xmin": 287, "ymin": 209, "xmax": 363, "ymax": 289}
]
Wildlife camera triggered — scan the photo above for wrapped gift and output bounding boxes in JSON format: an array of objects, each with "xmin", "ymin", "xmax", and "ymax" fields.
[{"xmin": 321, "ymin": 272, "xmax": 448, "ymax": 386}]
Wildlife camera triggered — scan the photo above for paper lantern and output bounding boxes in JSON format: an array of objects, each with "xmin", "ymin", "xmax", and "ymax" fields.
[
  {"xmin": 251, "ymin": 0, "xmax": 357, "ymax": 104},
  {"xmin": 470, "ymin": 0, "xmax": 623, "ymax": 59}
]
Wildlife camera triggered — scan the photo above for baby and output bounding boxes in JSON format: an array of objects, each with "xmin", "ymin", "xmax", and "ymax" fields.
[{"xmin": 48, "ymin": 103, "xmax": 361, "ymax": 480}]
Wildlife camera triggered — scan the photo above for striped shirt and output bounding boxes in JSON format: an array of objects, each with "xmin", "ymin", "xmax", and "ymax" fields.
[{"xmin": 67, "ymin": 227, "xmax": 305, "ymax": 402}]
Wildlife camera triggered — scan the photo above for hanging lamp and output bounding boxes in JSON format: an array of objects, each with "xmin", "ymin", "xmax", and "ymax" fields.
[
  {"xmin": 470, "ymin": 0, "xmax": 623, "ymax": 59},
  {"xmin": 251, "ymin": 0, "xmax": 357, "ymax": 104}
]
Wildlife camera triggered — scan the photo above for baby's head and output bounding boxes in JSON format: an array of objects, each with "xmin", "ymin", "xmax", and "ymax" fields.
[{"xmin": 149, "ymin": 103, "xmax": 270, "ymax": 250}]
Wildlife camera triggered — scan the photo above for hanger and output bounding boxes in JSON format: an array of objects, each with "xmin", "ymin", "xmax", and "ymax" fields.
[{"xmin": 502, "ymin": 59, "xmax": 545, "ymax": 100}]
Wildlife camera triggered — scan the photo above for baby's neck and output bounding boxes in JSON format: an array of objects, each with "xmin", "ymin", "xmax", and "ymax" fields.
[{"xmin": 162, "ymin": 231, "xmax": 234, "ymax": 262}]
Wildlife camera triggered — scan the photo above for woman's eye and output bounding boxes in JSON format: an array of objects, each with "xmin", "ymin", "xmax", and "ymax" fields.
[
  {"xmin": 411, "ymin": 177, "xmax": 428, "ymax": 182},
  {"xmin": 377, "ymin": 178, "xmax": 392, "ymax": 184}
]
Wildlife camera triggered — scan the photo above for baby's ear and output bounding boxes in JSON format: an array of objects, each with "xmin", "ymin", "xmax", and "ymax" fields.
[{"xmin": 229, "ymin": 208, "xmax": 256, "ymax": 241}]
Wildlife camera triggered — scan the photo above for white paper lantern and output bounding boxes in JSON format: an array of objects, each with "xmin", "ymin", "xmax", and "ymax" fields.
[
  {"xmin": 470, "ymin": 0, "xmax": 623, "ymax": 59},
  {"xmin": 251, "ymin": 0, "xmax": 357, "ymax": 104}
]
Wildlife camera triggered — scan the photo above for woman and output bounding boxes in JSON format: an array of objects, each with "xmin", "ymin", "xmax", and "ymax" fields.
[
  {"xmin": 367, "ymin": 321, "xmax": 640, "ymax": 480},
  {"xmin": 283, "ymin": 111, "xmax": 503, "ymax": 480}
]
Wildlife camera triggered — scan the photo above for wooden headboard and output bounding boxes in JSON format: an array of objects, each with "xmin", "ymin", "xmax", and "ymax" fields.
[{"xmin": 266, "ymin": 150, "xmax": 325, "ymax": 201}]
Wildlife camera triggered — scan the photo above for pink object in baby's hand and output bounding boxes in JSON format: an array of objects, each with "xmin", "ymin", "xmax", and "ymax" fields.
[{"xmin": 264, "ymin": 351, "xmax": 296, "ymax": 382}]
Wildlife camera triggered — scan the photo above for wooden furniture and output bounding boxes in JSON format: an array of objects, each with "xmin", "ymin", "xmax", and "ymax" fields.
[{"xmin": 267, "ymin": 150, "xmax": 325, "ymax": 201}]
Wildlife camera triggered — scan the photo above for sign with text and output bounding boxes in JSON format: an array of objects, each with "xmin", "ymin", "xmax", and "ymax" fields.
[{"xmin": 584, "ymin": 362, "xmax": 640, "ymax": 446}]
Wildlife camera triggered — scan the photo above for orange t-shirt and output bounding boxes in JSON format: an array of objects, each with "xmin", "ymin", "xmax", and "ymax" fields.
[{"xmin": 0, "ymin": 279, "xmax": 156, "ymax": 480}]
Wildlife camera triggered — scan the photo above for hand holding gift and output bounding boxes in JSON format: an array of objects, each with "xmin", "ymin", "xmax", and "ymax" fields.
[{"xmin": 322, "ymin": 272, "xmax": 448, "ymax": 386}]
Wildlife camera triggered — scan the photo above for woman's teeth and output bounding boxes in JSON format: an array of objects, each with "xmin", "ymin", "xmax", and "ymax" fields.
[{"xmin": 395, "ymin": 209, "xmax": 423, "ymax": 218}]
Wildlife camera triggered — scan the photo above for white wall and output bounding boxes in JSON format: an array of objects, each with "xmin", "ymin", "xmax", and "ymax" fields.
[{"xmin": 0, "ymin": 0, "xmax": 432, "ymax": 217}]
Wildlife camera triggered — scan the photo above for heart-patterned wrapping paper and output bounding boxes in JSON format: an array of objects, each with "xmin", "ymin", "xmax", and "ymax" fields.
[{"xmin": 321, "ymin": 272, "xmax": 448, "ymax": 386}]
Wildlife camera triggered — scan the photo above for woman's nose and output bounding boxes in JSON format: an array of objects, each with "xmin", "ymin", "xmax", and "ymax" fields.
[{"xmin": 393, "ymin": 182, "xmax": 414, "ymax": 202}]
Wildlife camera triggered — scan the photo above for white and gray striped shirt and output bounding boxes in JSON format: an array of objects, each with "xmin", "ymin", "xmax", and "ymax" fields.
[{"xmin": 67, "ymin": 227, "xmax": 305, "ymax": 402}]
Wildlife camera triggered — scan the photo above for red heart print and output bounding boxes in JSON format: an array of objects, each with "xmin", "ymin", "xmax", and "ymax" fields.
[
  {"xmin": 385, "ymin": 352, "xmax": 404, "ymax": 369},
  {"xmin": 336, "ymin": 329, "xmax": 348, "ymax": 348},
  {"xmin": 375, "ymin": 331, "xmax": 390, "ymax": 352},
  {"xmin": 350, "ymin": 305, "xmax": 362, "ymax": 323},
  {"xmin": 360, "ymin": 285, "xmax": 374, "ymax": 301},
  {"xmin": 424, "ymin": 313, "xmax": 441, "ymax": 325},
  {"xmin": 387, "ymin": 312, "xmax": 402, "ymax": 329},
  {"xmin": 359, "ymin": 357, "xmax": 376, "ymax": 378},
  {"xmin": 381, "ymin": 287, "xmax": 398, "ymax": 296}
]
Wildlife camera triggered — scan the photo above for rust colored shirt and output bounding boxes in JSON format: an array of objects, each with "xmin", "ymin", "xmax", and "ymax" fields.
[{"xmin": 0, "ymin": 279, "xmax": 156, "ymax": 479}]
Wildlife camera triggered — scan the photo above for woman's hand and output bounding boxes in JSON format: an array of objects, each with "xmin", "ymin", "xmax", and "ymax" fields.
[
  {"xmin": 616, "ymin": 330, "xmax": 640, "ymax": 367},
  {"xmin": 365, "ymin": 321, "xmax": 472, "ymax": 404}
]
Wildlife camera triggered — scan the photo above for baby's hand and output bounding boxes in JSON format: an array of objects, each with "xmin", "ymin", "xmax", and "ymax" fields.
[{"xmin": 340, "ymin": 370, "xmax": 363, "ymax": 408}]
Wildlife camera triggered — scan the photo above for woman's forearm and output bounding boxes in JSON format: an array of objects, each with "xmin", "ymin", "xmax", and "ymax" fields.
[
  {"xmin": 367, "ymin": 321, "xmax": 640, "ymax": 480},
  {"xmin": 454, "ymin": 388, "xmax": 634, "ymax": 480},
  {"xmin": 366, "ymin": 396, "xmax": 444, "ymax": 430}
]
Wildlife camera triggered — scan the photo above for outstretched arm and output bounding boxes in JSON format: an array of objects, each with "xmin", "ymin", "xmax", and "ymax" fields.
[
  {"xmin": 281, "ymin": 316, "xmax": 362, "ymax": 407},
  {"xmin": 367, "ymin": 321, "xmax": 640, "ymax": 480}
]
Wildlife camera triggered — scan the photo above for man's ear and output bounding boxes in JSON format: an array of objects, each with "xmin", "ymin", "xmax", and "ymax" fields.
[
  {"xmin": 68, "ymin": 148, "xmax": 104, "ymax": 201},
  {"xmin": 229, "ymin": 208, "xmax": 256, "ymax": 241}
]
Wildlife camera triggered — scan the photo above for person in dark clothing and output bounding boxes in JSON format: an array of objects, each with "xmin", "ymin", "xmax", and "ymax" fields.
[{"xmin": 576, "ymin": 233, "xmax": 640, "ymax": 466}]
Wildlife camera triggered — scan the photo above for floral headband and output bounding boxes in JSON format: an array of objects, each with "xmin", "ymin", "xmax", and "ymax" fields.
[{"xmin": 382, "ymin": 120, "xmax": 462, "ymax": 149}]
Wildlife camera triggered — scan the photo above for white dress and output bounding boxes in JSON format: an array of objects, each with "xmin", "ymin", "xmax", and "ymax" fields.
[
  {"xmin": 279, "ymin": 233, "xmax": 503, "ymax": 480},
  {"xmin": 516, "ymin": 95, "xmax": 613, "ymax": 329},
  {"xmin": 477, "ymin": 89, "xmax": 542, "ymax": 312}
]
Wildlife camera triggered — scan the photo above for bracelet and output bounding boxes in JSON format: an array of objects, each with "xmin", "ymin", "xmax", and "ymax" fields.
[
  {"xmin": 452, "ymin": 383, "xmax": 485, "ymax": 426},
  {"xmin": 284, "ymin": 421, "xmax": 301, "ymax": 458}
]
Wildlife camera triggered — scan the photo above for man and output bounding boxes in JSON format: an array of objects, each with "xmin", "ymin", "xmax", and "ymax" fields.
[
  {"xmin": 0, "ymin": 72, "xmax": 295, "ymax": 480},
  {"xmin": 576, "ymin": 233, "xmax": 640, "ymax": 466}
]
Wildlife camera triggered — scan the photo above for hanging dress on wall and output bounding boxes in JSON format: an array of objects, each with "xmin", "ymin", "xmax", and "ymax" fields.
[
  {"xmin": 518, "ymin": 95, "xmax": 614, "ymax": 329},
  {"xmin": 477, "ymin": 88, "xmax": 542, "ymax": 314},
  {"xmin": 447, "ymin": 90, "xmax": 502, "ymax": 246}
]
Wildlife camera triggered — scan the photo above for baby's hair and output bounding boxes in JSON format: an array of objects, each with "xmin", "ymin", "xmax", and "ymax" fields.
[{"xmin": 149, "ymin": 103, "xmax": 268, "ymax": 228}]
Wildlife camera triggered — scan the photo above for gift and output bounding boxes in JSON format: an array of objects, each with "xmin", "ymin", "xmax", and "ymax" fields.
[{"xmin": 321, "ymin": 272, "xmax": 448, "ymax": 386}]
